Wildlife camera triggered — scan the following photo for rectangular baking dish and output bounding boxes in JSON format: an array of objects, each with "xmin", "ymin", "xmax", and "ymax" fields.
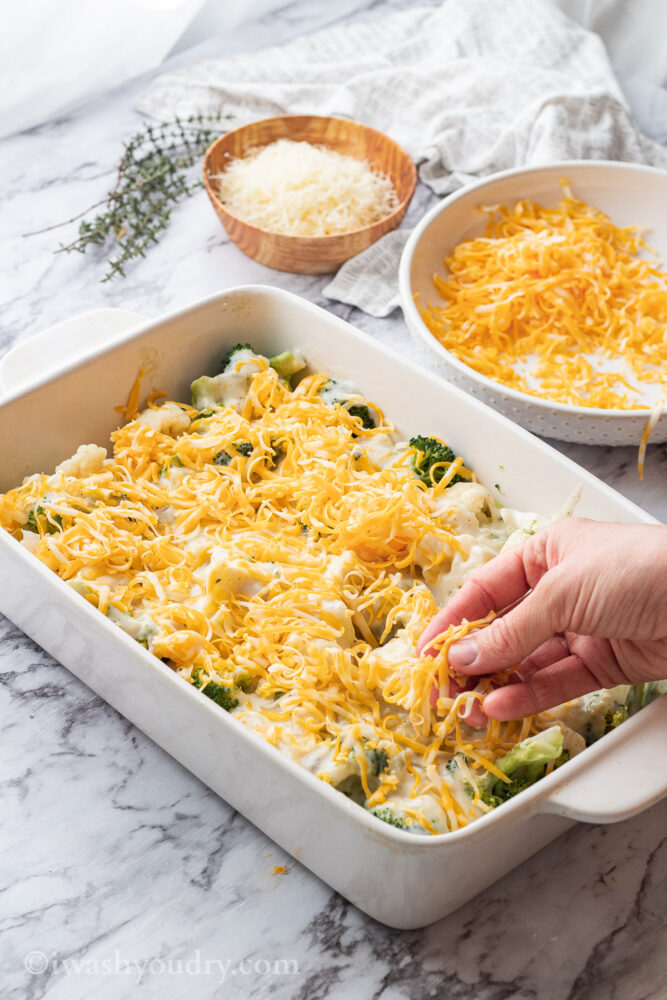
[{"xmin": 1, "ymin": 285, "xmax": 666, "ymax": 930}]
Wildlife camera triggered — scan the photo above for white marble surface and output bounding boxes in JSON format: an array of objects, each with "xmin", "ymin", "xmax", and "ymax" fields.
[{"xmin": 1, "ymin": 3, "xmax": 666, "ymax": 999}]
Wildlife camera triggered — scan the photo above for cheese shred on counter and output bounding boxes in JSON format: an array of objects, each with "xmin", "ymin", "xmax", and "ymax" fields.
[
  {"xmin": 2, "ymin": 345, "xmax": 638, "ymax": 835},
  {"xmin": 419, "ymin": 180, "xmax": 667, "ymax": 410}
]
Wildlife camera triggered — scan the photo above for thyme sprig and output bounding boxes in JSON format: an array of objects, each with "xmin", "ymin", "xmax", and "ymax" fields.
[{"xmin": 29, "ymin": 113, "xmax": 231, "ymax": 282}]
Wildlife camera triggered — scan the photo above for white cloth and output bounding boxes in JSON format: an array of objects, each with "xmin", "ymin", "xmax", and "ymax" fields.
[
  {"xmin": 137, "ymin": 0, "xmax": 667, "ymax": 316},
  {"xmin": 0, "ymin": 0, "xmax": 207, "ymax": 139}
]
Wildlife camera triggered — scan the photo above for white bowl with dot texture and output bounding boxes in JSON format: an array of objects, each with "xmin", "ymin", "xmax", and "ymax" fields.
[{"xmin": 399, "ymin": 161, "xmax": 667, "ymax": 445}]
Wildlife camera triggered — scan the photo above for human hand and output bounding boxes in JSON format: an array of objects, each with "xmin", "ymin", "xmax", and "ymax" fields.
[{"xmin": 418, "ymin": 518, "xmax": 667, "ymax": 720}]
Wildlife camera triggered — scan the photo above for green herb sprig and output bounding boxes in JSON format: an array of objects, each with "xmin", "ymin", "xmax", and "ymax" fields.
[{"xmin": 28, "ymin": 113, "xmax": 231, "ymax": 282}]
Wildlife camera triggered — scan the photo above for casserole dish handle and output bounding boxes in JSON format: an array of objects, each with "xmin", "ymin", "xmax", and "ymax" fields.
[
  {"xmin": 538, "ymin": 694, "xmax": 667, "ymax": 824},
  {"xmin": 0, "ymin": 308, "xmax": 147, "ymax": 398}
]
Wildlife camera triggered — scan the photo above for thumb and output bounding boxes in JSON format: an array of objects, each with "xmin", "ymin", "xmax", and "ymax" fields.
[{"xmin": 448, "ymin": 571, "xmax": 568, "ymax": 675}]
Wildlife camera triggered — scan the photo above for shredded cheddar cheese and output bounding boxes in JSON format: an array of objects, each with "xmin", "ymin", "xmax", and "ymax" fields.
[
  {"xmin": 419, "ymin": 181, "xmax": 667, "ymax": 411},
  {"xmin": 0, "ymin": 348, "xmax": 572, "ymax": 835},
  {"xmin": 637, "ymin": 397, "xmax": 665, "ymax": 479}
]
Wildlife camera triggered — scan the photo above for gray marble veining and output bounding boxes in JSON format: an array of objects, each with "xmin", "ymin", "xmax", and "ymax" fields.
[{"xmin": 1, "ymin": 2, "xmax": 666, "ymax": 998}]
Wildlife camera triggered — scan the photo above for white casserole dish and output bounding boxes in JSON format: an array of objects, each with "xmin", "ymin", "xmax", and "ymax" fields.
[{"xmin": 1, "ymin": 286, "xmax": 666, "ymax": 930}]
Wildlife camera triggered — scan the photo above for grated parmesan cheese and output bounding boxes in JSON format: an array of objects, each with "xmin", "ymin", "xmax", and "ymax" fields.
[{"xmin": 214, "ymin": 139, "xmax": 399, "ymax": 237}]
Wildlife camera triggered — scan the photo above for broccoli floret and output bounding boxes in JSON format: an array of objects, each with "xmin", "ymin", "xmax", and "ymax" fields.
[
  {"xmin": 234, "ymin": 671, "xmax": 253, "ymax": 692},
  {"xmin": 190, "ymin": 667, "xmax": 206, "ymax": 689},
  {"xmin": 409, "ymin": 436, "xmax": 465, "ymax": 488},
  {"xmin": 483, "ymin": 726, "xmax": 564, "ymax": 808},
  {"xmin": 201, "ymin": 681, "xmax": 239, "ymax": 712},
  {"xmin": 481, "ymin": 772, "xmax": 535, "ymax": 808},
  {"xmin": 603, "ymin": 706, "xmax": 628, "ymax": 733},
  {"xmin": 347, "ymin": 404, "xmax": 376, "ymax": 430},
  {"xmin": 222, "ymin": 343, "xmax": 254, "ymax": 371},
  {"xmin": 212, "ymin": 443, "xmax": 252, "ymax": 464},
  {"xmin": 369, "ymin": 806, "xmax": 409, "ymax": 830},
  {"xmin": 25, "ymin": 505, "xmax": 63, "ymax": 535},
  {"xmin": 24, "ymin": 508, "xmax": 39, "ymax": 533},
  {"xmin": 479, "ymin": 786, "xmax": 500, "ymax": 808},
  {"xmin": 28, "ymin": 507, "xmax": 45, "ymax": 531},
  {"xmin": 269, "ymin": 350, "xmax": 306, "ymax": 381},
  {"xmin": 497, "ymin": 726, "xmax": 563, "ymax": 779},
  {"xmin": 367, "ymin": 747, "xmax": 389, "ymax": 776}
]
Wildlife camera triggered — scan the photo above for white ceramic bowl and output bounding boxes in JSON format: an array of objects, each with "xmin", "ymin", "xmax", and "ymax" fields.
[{"xmin": 399, "ymin": 161, "xmax": 667, "ymax": 445}]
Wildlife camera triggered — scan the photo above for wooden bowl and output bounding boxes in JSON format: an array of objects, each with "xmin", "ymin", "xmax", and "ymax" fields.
[{"xmin": 203, "ymin": 115, "xmax": 417, "ymax": 274}]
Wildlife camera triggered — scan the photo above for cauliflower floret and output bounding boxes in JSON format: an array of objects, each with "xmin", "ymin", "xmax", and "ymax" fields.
[
  {"xmin": 136, "ymin": 402, "xmax": 190, "ymax": 436},
  {"xmin": 412, "ymin": 531, "xmax": 445, "ymax": 573},
  {"xmin": 500, "ymin": 486, "xmax": 582, "ymax": 551},
  {"xmin": 368, "ymin": 633, "xmax": 415, "ymax": 666},
  {"xmin": 318, "ymin": 377, "xmax": 358, "ymax": 406},
  {"xmin": 499, "ymin": 507, "xmax": 547, "ymax": 550},
  {"xmin": 547, "ymin": 686, "xmax": 631, "ymax": 744},
  {"xmin": 321, "ymin": 598, "xmax": 355, "ymax": 647},
  {"xmin": 552, "ymin": 719, "xmax": 587, "ymax": 758},
  {"xmin": 300, "ymin": 743, "xmax": 359, "ymax": 785},
  {"xmin": 19, "ymin": 530, "xmax": 40, "ymax": 552},
  {"xmin": 371, "ymin": 794, "xmax": 448, "ymax": 834},
  {"xmin": 426, "ymin": 534, "xmax": 499, "ymax": 606},
  {"xmin": 358, "ymin": 433, "xmax": 397, "ymax": 469},
  {"xmin": 324, "ymin": 551, "xmax": 358, "ymax": 587},
  {"xmin": 55, "ymin": 443, "xmax": 107, "ymax": 478},
  {"xmin": 434, "ymin": 482, "xmax": 494, "ymax": 534},
  {"xmin": 207, "ymin": 559, "xmax": 275, "ymax": 599}
]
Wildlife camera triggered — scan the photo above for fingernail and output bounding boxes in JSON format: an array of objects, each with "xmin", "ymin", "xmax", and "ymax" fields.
[{"xmin": 448, "ymin": 636, "xmax": 478, "ymax": 669}]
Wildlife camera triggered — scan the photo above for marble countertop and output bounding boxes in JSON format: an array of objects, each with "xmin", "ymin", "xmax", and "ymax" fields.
[{"xmin": 2, "ymin": 3, "xmax": 666, "ymax": 998}]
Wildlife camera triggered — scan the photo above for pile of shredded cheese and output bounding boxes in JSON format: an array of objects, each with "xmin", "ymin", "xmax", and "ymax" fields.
[
  {"xmin": 419, "ymin": 180, "xmax": 667, "ymax": 410},
  {"xmin": 214, "ymin": 139, "xmax": 399, "ymax": 236},
  {"xmin": 1, "ymin": 349, "xmax": 574, "ymax": 835}
]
